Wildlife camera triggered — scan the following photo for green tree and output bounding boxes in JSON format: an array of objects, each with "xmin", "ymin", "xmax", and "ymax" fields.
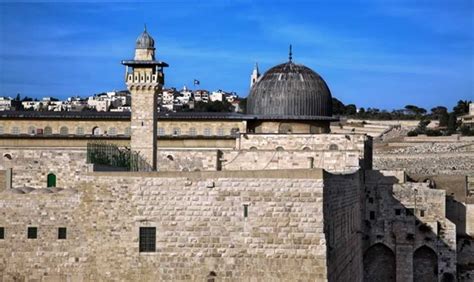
[
  {"xmin": 447, "ymin": 112, "xmax": 457, "ymax": 132},
  {"xmin": 345, "ymin": 104, "xmax": 357, "ymax": 115},
  {"xmin": 453, "ymin": 100, "xmax": 470, "ymax": 116},
  {"xmin": 439, "ymin": 111, "xmax": 449, "ymax": 127}
]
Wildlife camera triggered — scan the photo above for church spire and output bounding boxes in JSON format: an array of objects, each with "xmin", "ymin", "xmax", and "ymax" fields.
[
  {"xmin": 250, "ymin": 62, "xmax": 261, "ymax": 88},
  {"xmin": 289, "ymin": 44, "xmax": 293, "ymax": 62}
]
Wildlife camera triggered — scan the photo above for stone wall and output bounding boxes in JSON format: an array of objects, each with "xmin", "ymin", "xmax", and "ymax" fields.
[
  {"xmin": 0, "ymin": 118, "xmax": 245, "ymax": 138},
  {"xmin": 374, "ymin": 152, "xmax": 474, "ymax": 175},
  {"xmin": 323, "ymin": 171, "xmax": 363, "ymax": 282},
  {"xmin": 0, "ymin": 148, "xmax": 88, "ymax": 189},
  {"xmin": 362, "ymin": 171, "xmax": 457, "ymax": 281},
  {"xmin": 157, "ymin": 150, "xmax": 219, "ymax": 171},
  {"xmin": 156, "ymin": 134, "xmax": 372, "ymax": 173},
  {"xmin": 0, "ymin": 169, "xmax": 334, "ymax": 281}
]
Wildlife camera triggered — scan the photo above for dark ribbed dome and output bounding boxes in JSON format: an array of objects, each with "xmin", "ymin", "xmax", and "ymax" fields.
[
  {"xmin": 135, "ymin": 29, "xmax": 155, "ymax": 49},
  {"xmin": 247, "ymin": 61, "xmax": 332, "ymax": 117}
]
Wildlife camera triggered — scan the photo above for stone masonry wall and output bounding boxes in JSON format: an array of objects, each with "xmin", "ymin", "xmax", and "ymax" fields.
[
  {"xmin": 0, "ymin": 148, "xmax": 88, "ymax": 189},
  {"xmin": 323, "ymin": 171, "xmax": 363, "ymax": 282},
  {"xmin": 0, "ymin": 170, "xmax": 331, "ymax": 281},
  {"xmin": 363, "ymin": 171, "xmax": 457, "ymax": 281},
  {"xmin": 374, "ymin": 152, "xmax": 474, "ymax": 175}
]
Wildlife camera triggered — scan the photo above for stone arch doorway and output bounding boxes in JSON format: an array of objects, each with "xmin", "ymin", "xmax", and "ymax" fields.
[
  {"xmin": 363, "ymin": 243, "xmax": 396, "ymax": 282},
  {"xmin": 413, "ymin": 245, "xmax": 438, "ymax": 282}
]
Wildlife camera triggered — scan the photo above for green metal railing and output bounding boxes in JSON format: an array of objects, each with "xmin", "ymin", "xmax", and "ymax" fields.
[{"xmin": 86, "ymin": 142, "xmax": 152, "ymax": 171}]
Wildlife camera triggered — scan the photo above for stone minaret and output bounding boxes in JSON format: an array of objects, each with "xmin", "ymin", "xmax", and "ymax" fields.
[
  {"xmin": 250, "ymin": 62, "xmax": 260, "ymax": 88},
  {"xmin": 122, "ymin": 27, "xmax": 168, "ymax": 170}
]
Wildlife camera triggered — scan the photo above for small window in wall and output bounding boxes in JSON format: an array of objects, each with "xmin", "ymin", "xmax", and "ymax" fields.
[
  {"xmin": 329, "ymin": 144, "xmax": 339, "ymax": 151},
  {"xmin": 230, "ymin": 128, "xmax": 240, "ymax": 136},
  {"xmin": 420, "ymin": 210, "xmax": 425, "ymax": 217},
  {"xmin": 28, "ymin": 126, "xmax": 36, "ymax": 134},
  {"xmin": 172, "ymin": 128, "xmax": 181, "ymax": 136},
  {"xmin": 44, "ymin": 126, "xmax": 52, "ymax": 135},
  {"xmin": 47, "ymin": 173, "xmax": 56, "ymax": 188},
  {"xmin": 0, "ymin": 227, "xmax": 4, "ymax": 239},
  {"xmin": 139, "ymin": 227, "xmax": 156, "ymax": 252},
  {"xmin": 395, "ymin": 209, "xmax": 401, "ymax": 216},
  {"xmin": 368, "ymin": 197, "xmax": 374, "ymax": 204},
  {"xmin": 58, "ymin": 227, "xmax": 67, "ymax": 239},
  {"xmin": 92, "ymin": 127, "xmax": 101, "ymax": 136},
  {"xmin": 188, "ymin": 128, "xmax": 197, "ymax": 136},
  {"xmin": 369, "ymin": 211, "xmax": 375, "ymax": 220},
  {"xmin": 157, "ymin": 127, "xmax": 165, "ymax": 136},
  {"xmin": 243, "ymin": 204, "xmax": 249, "ymax": 218},
  {"xmin": 11, "ymin": 127, "xmax": 19, "ymax": 135},
  {"xmin": 217, "ymin": 128, "xmax": 224, "ymax": 136},
  {"xmin": 76, "ymin": 127, "xmax": 84, "ymax": 135},
  {"xmin": 60, "ymin": 126, "xmax": 69, "ymax": 135},
  {"xmin": 109, "ymin": 127, "xmax": 117, "ymax": 136},
  {"xmin": 0, "ymin": 126, "xmax": 4, "ymax": 134},
  {"xmin": 276, "ymin": 146, "xmax": 284, "ymax": 151},
  {"xmin": 27, "ymin": 227, "xmax": 37, "ymax": 239},
  {"xmin": 203, "ymin": 128, "xmax": 212, "ymax": 136},
  {"xmin": 124, "ymin": 127, "xmax": 132, "ymax": 136}
]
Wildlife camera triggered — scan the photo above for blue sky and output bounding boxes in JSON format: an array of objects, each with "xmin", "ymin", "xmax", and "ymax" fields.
[{"xmin": 0, "ymin": 0, "xmax": 472, "ymax": 110}]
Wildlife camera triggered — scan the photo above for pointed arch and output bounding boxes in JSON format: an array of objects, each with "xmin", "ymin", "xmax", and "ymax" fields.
[
  {"xmin": 413, "ymin": 245, "xmax": 438, "ymax": 282},
  {"xmin": 363, "ymin": 243, "xmax": 396, "ymax": 282}
]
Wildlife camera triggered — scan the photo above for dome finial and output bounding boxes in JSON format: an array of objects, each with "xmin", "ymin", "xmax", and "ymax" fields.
[
  {"xmin": 289, "ymin": 44, "xmax": 293, "ymax": 62},
  {"xmin": 144, "ymin": 23, "xmax": 147, "ymax": 32}
]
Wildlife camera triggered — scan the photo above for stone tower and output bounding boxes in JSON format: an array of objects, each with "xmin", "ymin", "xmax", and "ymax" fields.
[
  {"xmin": 250, "ymin": 62, "xmax": 260, "ymax": 88},
  {"xmin": 122, "ymin": 27, "xmax": 168, "ymax": 170}
]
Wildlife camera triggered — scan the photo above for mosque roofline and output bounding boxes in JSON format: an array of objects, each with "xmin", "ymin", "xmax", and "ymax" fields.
[
  {"xmin": 0, "ymin": 110, "xmax": 338, "ymax": 121},
  {"xmin": 121, "ymin": 60, "xmax": 169, "ymax": 67}
]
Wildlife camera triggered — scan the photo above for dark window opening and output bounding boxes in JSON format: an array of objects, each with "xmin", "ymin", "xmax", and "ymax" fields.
[
  {"xmin": 369, "ymin": 211, "xmax": 375, "ymax": 220},
  {"xmin": 139, "ymin": 227, "xmax": 156, "ymax": 252},
  {"xmin": 420, "ymin": 210, "xmax": 425, "ymax": 217},
  {"xmin": 243, "ymin": 204, "xmax": 249, "ymax": 218},
  {"xmin": 58, "ymin": 227, "xmax": 67, "ymax": 239},
  {"xmin": 368, "ymin": 197, "xmax": 374, "ymax": 204},
  {"xmin": 395, "ymin": 209, "xmax": 401, "ymax": 216},
  {"xmin": 27, "ymin": 227, "xmax": 37, "ymax": 239},
  {"xmin": 0, "ymin": 227, "xmax": 4, "ymax": 239}
]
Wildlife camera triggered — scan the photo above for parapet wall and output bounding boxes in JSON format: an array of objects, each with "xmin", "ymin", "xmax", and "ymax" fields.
[{"xmin": 0, "ymin": 148, "xmax": 88, "ymax": 189}]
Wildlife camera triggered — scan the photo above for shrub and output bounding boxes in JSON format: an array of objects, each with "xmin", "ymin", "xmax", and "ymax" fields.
[
  {"xmin": 407, "ymin": 130, "xmax": 418, "ymax": 137},
  {"xmin": 460, "ymin": 125, "xmax": 474, "ymax": 136},
  {"xmin": 425, "ymin": 129, "xmax": 442, "ymax": 136}
]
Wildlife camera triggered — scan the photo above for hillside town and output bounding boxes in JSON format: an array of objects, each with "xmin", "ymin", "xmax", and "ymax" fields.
[{"xmin": 0, "ymin": 87, "xmax": 241, "ymax": 113}]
